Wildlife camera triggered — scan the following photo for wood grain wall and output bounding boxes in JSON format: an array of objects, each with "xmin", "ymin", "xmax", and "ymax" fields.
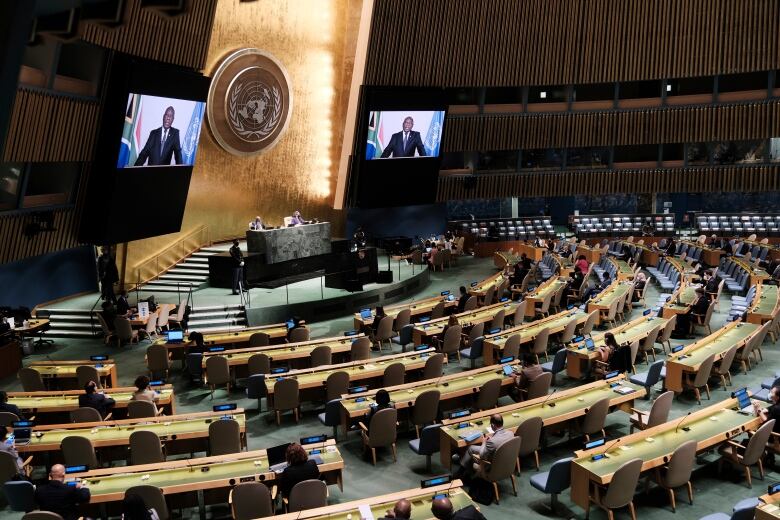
[{"xmin": 365, "ymin": 0, "xmax": 780, "ymax": 87}]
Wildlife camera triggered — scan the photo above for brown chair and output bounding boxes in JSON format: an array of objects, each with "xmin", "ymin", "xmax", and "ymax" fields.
[
  {"xmin": 736, "ymin": 333, "xmax": 757, "ymax": 374},
  {"xmin": 489, "ymin": 309, "xmax": 505, "ymax": 331},
  {"xmin": 350, "ymin": 336, "xmax": 371, "ymax": 360},
  {"xmin": 18, "ymin": 368, "xmax": 45, "ymax": 392},
  {"xmin": 310, "ymin": 345, "xmax": 332, "ymax": 367},
  {"xmin": 146, "ymin": 344, "xmax": 172, "ymax": 380},
  {"xmin": 359, "ymin": 407, "xmax": 398, "ymax": 465},
  {"xmin": 272, "ymin": 378, "xmax": 300, "ymax": 425},
  {"xmin": 535, "ymin": 292, "xmax": 554, "ymax": 319},
  {"xmin": 462, "ymin": 322, "xmax": 484, "ymax": 349},
  {"xmin": 423, "ymin": 353, "xmax": 445, "ymax": 380},
  {"xmin": 373, "ymin": 316, "xmax": 395, "ymax": 351},
  {"xmin": 682, "ymin": 353, "xmax": 716, "ymax": 404},
  {"xmin": 411, "ymin": 389, "xmax": 440, "ymax": 438},
  {"xmin": 719, "ymin": 419, "xmax": 775, "ymax": 488},
  {"xmin": 76, "ymin": 365, "xmax": 102, "ymax": 389},
  {"xmin": 463, "ymin": 296, "xmax": 478, "ymax": 311},
  {"xmin": 640, "ymin": 325, "xmax": 662, "ymax": 364},
  {"xmin": 383, "ymin": 362, "xmax": 405, "ymax": 387},
  {"xmin": 205, "ymin": 356, "xmax": 231, "ymax": 398},
  {"xmin": 711, "ymin": 344, "xmax": 739, "ymax": 390},
  {"xmin": 61, "ymin": 436, "xmax": 98, "ymax": 469},
  {"xmin": 247, "ymin": 353, "xmax": 271, "ymax": 376},
  {"xmin": 524, "ymin": 372, "xmax": 552, "ymax": 401},
  {"xmin": 394, "ymin": 309, "xmax": 411, "ymax": 332},
  {"xmin": 129, "ymin": 430, "xmax": 165, "ymax": 465},
  {"xmin": 557, "ymin": 318, "xmax": 578, "ymax": 346},
  {"xmin": 139, "ymin": 313, "xmax": 158, "ymax": 342},
  {"xmin": 654, "ymin": 440, "xmax": 696, "ymax": 512},
  {"xmin": 209, "ymin": 418, "xmax": 242, "ymax": 455},
  {"xmin": 579, "ymin": 310, "xmax": 599, "ymax": 336},
  {"xmin": 0, "ymin": 412, "xmax": 18, "ymax": 427},
  {"xmin": 691, "ymin": 301, "xmax": 716, "ymax": 336},
  {"xmin": 578, "ymin": 397, "xmax": 610, "ymax": 443},
  {"xmin": 430, "ymin": 302, "xmax": 445, "ymax": 320},
  {"xmin": 435, "ymin": 324, "xmax": 462, "ymax": 361},
  {"xmin": 96, "ymin": 312, "xmax": 115, "ymax": 345},
  {"xmin": 230, "ymin": 482, "xmax": 274, "ymax": 520},
  {"xmin": 476, "ymin": 378, "xmax": 501, "ymax": 410},
  {"xmin": 70, "ymin": 407, "xmax": 105, "ymax": 423},
  {"xmin": 127, "ymin": 400, "xmax": 160, "ymax": 419},
  {"xmin": 125, "ymin": 485, "xmax": 169, "ymax": 520},
  {"xmin": 114, "ymin": 317, "xmax": 139, "ymax": 346},
  {"xmin": 586, "ymin": 458, "xmax": 643, "ymax": 520},
  {"xmin": 482, "ymin": 286, "xmax": 496, "ymax": 307},
  {"xmin": 325, "ymin": 370, "xmax": 350, "ymax": 402},
  {"xmin": 599, "ymin": 300, "xmax": 619, "ymax": 330},
  {"xmin": 288, "ymin": 326, "xmax": 310, "ymax": 343},
  {"xmin": 514, "ymin": 416, "xmax": 543, "ymax": 473},
  {"xmin": 550, "ymin": 285, "xmax": 566, "ymax": 314},
  {"xmin": 474, "ymin": 436, "xmax": 521, "ymax": 504},
  {"xmin": 510, "ymin": 300, "xmax": 527, "ymax": 326},
  {"xmin": 502, "ymin": 334, "xmax": 522, "ymax": 360},
  {"xmin": 530, "ymin": 328, "xmax": 551, "ymax": 364},
  {"xmin": 287, "ymin": 479, "xmax": 328, "ymax": 512},
  {"xmin": 630, "ymin": 390, "xmax": 673, "ymax": 433},
  {"xmin": 655, "ymin": 315, "xmax": 677, "ymax": 354},
  {"xmin": 248, "ymin": 332, "xmax": 270, "ymax": 347}
]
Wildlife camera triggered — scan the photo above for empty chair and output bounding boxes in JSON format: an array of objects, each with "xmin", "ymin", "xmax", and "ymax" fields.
[
  {"xmin": 127, "ymin": 400, "xmax": 159, "ymax": 419},
  {"xmin": 394, "ymin": 308, "xmax": 411, "ymax": 332},
  {"xmin": 18, "ymin": 368, "xmax": 45, "ymax": 392},
  {"xmin": 146, "ymin": 344, "xmax": 172, "ymax": 379},
  {"xmin": 350, "ymin": 336, "xmax": 372, "ymax": 360},
  {"xmin": 578, "ymin": 397, "xmax": 610, "ymax": 443},
  {"xmin": 383, "ymin": 362, "xmax": 405, "ymax": 387},
  {"xmin": 580, "ymin": 310, "xmax": 599, "ymax": 336},
  {"xmin": 460, "ymin": 336, "xmax": 484, "ymax": 369},
  {"xmin": 630, "ymin": 390, "xmax": 673, "ymax": 432},
  {"xmin": 359, "ymin": 407, "xmax": 398, "ymax": 465},
  {"xmin": 408, "ymin": 423, "xmax": 441, "ymax": 472},
  {"xmin": 139, "ymin": 313, "xmax": 158, "ymax": 342},
  {"xmin": 640, "ymin": 325, "xmax": 662, "ymax": 363},
  {"xmin": 435, "ymin": 324, "xmax": 463, "ymax": 361},
  {"xmin": 272, "ymin": 378, "xmax": 300, "ymax": 425},
  {"xmin": 629, "ymin": 359, "xmax": 665, "ymax": 397},
  {"xmin": 114, "ymin": 317, "xmax": 139, "ymax": 346},
  {"xmin": 209, "ymin": 418, "xmax": 242, "ymax": 456},
  {"xmin": 711, "ymin": 344, "xmax": 739, "ymax": 390},
  {"xmin": 525, "ymin": 372, "xmax": 553, "ymax": 401},
  {"xmin": 490, "ymin": 309, "xmax": 506, "ymax": 331},
  {"xmin": 656, "ymin": 315, "xmax": 677, "ymax": 353},
  {"xmin": 430, "ymin": 301, "xmax": 445, "ymax": 319},
  {"xmin": 423, "ymin": 353, "xmax": 445, "ymax": 380},
  {"xmin": 325, "ymin": 371, "xmax": 350, "ymax": 402},
  {"xmin": 412, "ymin": 389, "xmax": 440, "ymax": 438},
  {"xmin": 310, "ymin": 345, "xmax": 332, "ymax": 367},
  {"xmin": 474, "ymin": 436, "xmax": 521, "ymax": 504},
  {"xmin": 230, "ymin": 482, "xmax": 274, "ymax": 520},
  {"xmin": 463, "ymin": 295, "xmax": 478, "ymax": 311},
  {"xmin": 585, "ymin": 458, "xmax": 643, "ymax": 520},
  {"xmin": 129, "ymin": 430, "xmax": 165, "ymax": 465},
  {"xmin": 373, "ymin": 316, "xmax": 395, "ymax": 351},
  {"xmin": 514, "ymin": 416, "xmax": 543, "ymax": 473},
  {"xmin": 391, "ymin": 324, "xmax": 415, "ymax": 351},
  {"xmin": 541, "ymin": 348, "xmax": 567, "ymax": 385},
  {"xmin": 502, "ymin": 334, "xmax": 522, "ymax": 360},
  {"xmin": 287, "ymin": 479, "xmax": 328, "ymax": 513},
  {"xmin": 288, "ymin": 326, "xmax": 310, "ymax": 343},
  {"xmin": 718, "ymin": 419, "xmax": 775, "ymax": 488},
  {"xmin": 476, "ymin": 378, "xmax": 501, "ymax": 410},
  {"xmin": 510, "ymin": 300, "xmax": 527, "ymax": 326},
  {"xmin": 655, "ymin": 440, "xmax": 697, "ymax": 512},
  {"xmin": 682, "ymin": 354, "xmax": 716, "ymax": 404},
  {"xmin": 482, "ymin": 286, "xmax": 496, "ymax": 306},
  {"xmin": 248, "ymin": 332, "xmax": 270, "ymax": 347},
  {"xmin": 205, "ymin": 355, "xmax": 231, "ymax": 398},
  {"xmin": 697, "ymin": 498, "xmax": 762, "ymax": 520},
  {"xmin": 76, "ymin": 365, "xmax": 102, "ymax": 389},
  {"xmin": 247, "ymin": 353, "xmax": 270, "ymax": 376},
  {"xmin": 3, "ymin": 480, "xmax": 36, "ymax": 512},
  {"xmin": 318, "ymin": 398, "xmax": 342, "ymax": 440},
  {"xmin": 61, "ymin": 436, "xmax": 98, "ymax": 469},
  {"xmin": 125, "ymin": 485, "xmax": 169, "ymax": 520},
  {"xmin": 529, "ymin": 457, "xmax": 573, "ymax": 514},
  {"xmin": 70, "ymin": 407, "xmax": 103, "ymax": 423}
]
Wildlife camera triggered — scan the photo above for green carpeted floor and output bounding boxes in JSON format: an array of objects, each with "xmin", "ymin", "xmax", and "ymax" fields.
[{"xmin": 1, "ymin": 255, "xmax": 776, "ymax": 519}]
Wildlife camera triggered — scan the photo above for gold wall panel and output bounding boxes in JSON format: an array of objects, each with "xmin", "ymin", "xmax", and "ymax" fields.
[{"xmin": 125, "ymin": 0, "xmax": 364, "ymax": 274}]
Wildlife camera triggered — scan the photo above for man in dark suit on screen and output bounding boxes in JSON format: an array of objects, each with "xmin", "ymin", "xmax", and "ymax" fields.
[
  {"xmin": 380, "ymin": 116, "xmax": 426, "ymax": 158},
  {"xmin": 134, "ymin": 106, "xmax": 182, "ymax": 166}
]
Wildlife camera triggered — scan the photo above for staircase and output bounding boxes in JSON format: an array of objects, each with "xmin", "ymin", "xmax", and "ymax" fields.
[
  {"xmin": 139, "ymin": 246, "xmax": 224, "ymax": 293},
  {"xmin": 35, "ymin": 308, "xmax": 102, "ymax": 339},
  {"xmin": 187, "ymin": 303, "xmax": 247, "ymax": 333}
]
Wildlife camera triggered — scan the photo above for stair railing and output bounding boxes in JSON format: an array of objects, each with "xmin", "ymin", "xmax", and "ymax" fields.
[{"xmin": 131, "ymin": 224, "xmax": 211, "ymax": 287}]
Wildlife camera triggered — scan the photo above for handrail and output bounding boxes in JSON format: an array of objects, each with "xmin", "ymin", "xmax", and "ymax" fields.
[{"xmin": 131, "ymin": 224, "xmax": 210, "ymax": 286}]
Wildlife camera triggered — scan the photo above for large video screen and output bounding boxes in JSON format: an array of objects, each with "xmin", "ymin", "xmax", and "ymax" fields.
[
  {"xmin": 117, "ymin": 93, "xmax": 205, "ymax": 168},
  {"xmin": 365, "ymin": 110, "xmax": 445, "ymax": 159}
]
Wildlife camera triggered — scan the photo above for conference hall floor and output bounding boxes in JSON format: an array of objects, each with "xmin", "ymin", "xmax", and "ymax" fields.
[{"xmin": 1, "ymin": 255, "xmax": 776, "ymax": 520}]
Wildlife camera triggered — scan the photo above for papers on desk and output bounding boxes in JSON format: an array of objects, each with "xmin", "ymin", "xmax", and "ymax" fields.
[
  {"xmin": 363, "ymin": 364, "xmax": 377, "ymax": 370},
  {"xmin": 358, "ymin": 504, "xmax": 376, "ymax": 520},
  {"xmin": 613, "ymin": 386, "xmax": 635, "ymax": 395},
  {"xmin": 459, "ymin": 431, "xmax": 482, "ymax": 442}
]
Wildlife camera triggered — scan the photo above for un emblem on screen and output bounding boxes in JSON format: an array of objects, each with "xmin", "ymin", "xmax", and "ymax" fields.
[{"xmin": 207, "ymin": 48, "xmax": 293, "ymax": 156}]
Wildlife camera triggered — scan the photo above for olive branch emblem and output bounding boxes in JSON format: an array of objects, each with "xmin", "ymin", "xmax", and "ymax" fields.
[{"xmin": 228, "ymin": 82, "xmax": 282, "ymax": 142}]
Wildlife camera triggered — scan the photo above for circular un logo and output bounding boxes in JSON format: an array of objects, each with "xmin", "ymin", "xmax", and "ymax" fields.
[{"xmin": 207, "ymin": 48, "xmax": 293, "ymax": 156}]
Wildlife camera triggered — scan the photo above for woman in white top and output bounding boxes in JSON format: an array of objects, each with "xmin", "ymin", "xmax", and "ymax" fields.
[{"xmin": 131, "ymin": 375, "xmax": 158, "ymax": 402}]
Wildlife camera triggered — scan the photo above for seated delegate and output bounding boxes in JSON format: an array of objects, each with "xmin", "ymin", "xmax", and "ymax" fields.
[
  {"xmin": 249, "ymin": 216, "xmax": 268, "ymax": 231},
  {"xmin": 289, "ymin": 210, "xmax": 309, "ymax": 226}
]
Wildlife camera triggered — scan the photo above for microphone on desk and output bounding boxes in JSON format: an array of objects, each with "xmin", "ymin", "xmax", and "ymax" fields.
[
  {"xmin": 601, "ymin": 436, "xmax": 622, "ymax": 456},
  {"xmin": 539, "ymin": 388, "xmax": 558, "ymax": 408},
  {"xmin": 675, "ymin": 411, "xmax": 693, "ymax": 433}
]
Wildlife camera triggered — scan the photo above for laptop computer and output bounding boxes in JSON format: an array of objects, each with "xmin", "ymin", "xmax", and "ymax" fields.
[
  {"xmin": 286, "ymin": 319, "xmax": 295, "ymax": 330},
  {"xmin": 167, "ymin": 330, "xmax": 184, "ymax": 343},
  {"xmin": 12, "ymin": 421, "xmax": 31, "ymax": 446},
  {"xmin": 359, "ymin": 308, "xmax": 372, "ymax": 320},
  {"xmin": 267, "ymin": 442, "xmax": 292, "ymax": 472},
  {"xmin": 733, "ymin": 388, "xmax": 752, "ymax": 414}
]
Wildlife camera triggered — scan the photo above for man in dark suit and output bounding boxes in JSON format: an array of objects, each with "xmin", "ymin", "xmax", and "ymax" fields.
[
  {"xmin": 229, "ymin": 240, "xmax": 246, "ymax": 295},
  {"xmin": 380, "ymin": 116, "xmax": 426, "ymax": 158},
  {"xmin": 0, "ymin": 391, "xmax": 24, "ymax": 420},
  {"xmin": 456, "ymin": 286, "xmax": 469, "ymax": 312},
  {"xmin": 35, "ymin": 464, "xmax": 91, "ymax": 520},
  {"xmin": 431, "ymin": 496, "xmax": 486, "ymax": 520},
  {"xmin": 78, "ymin": 381, "xmax": 115, "ymax": 418},
  {"xmin": 97, "ymin": 247, "xmax": 118, "ymax": 304},
  {"xmin": 134, "ymin": 106, "xmax": 182, "ymax": 166}
]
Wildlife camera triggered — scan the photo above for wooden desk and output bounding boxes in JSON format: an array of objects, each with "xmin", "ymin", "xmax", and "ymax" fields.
[
  {"xmin": 27, "ymin": 360, "xmax": 118, "ymax": 389},
  {"xmin": 201, "ymin": 334, "xmax": 366, "ymax": 380},
  {"xmin": 411, "ymin": 300, "xmax": 522, "ymax": 346},
  {"xmin": 438, "ymin": 375, "xmax": 644, "ymax": 468},
  {"xmin": 273, "ymin": 481, "xmax": 475, "ymax": 520},
  {"xmin": 748, "ymin": 284, "xmax": 780, "ymax": 325},
  {"xmin": 609, "ymin": 258, "xmax": 635, "ymax": 281},
  {"xmin": 566, "ymin": 315, "xmax": 671, "ymax": 379},
  {"xmin": 521, "ymin": 277, "xmax": 568, "ymax": 317},
  {"xmin": 664, "ymin": 321, "xmax": 760, "ymax": 393},
  {"xmin": 467, "ymin": 271, "xmax": 509, "ymax": 297},
  {"xmin": 494, "ymin": 251, "xmax": 519, "ymax": 269},
  {"xmin": 576, "ymin": 245, "xmax": 604, "ymax": 264},
  {"xmin": 483, "ymin": 309, "xmax": 588, "ymax": 365},
  {"xmin": 756, "ymin": 491, "xmax": 780, "ymax": 520},
  {"xmin": 730, "ymin": 256, "xmax": 770, "ymax": 287},
  {"xmin": 68, "ymin": 439, "xmax": 343, "ymax": 513},
  {"xmin": 129, "ymin": 304, "xmax": 176, "ymax": 327},
  {"xmin": 154, "ymin": 323, "xmax": 289, "ymax": 364},
  {"xmin": 681, "ymin": 240, "xmax": 723, "ymax": 266},
  {"xmin": 352, "ymin": 295, "xmax": 456, "ymax": 329},
  {"xmin": 264, "ymin": 349, "xmax": 435, "ymax": 408},
  {"xmin": 587, "ymin": 282, "xmax": 633, "ymax": 323},
  {"xmin": 570, "ymin": 398, "xmax": 763, "ymax": 510},
  {"xmin": 17, "ymin": 410, "xmax": 246, "ymax": 460},
  {"xmin": 338, "ymin": 361, "xmax": 520, "ymax": 437},
  {"xmin": 13, "ymin": 319, "xmax": 50, "ymax": 339},
  {"xmin": 8, "ymin": 385, "xmax": 176, "ymax": 422},
  {"xmin": 661, "ymin": 283, "xmax": 698, "ymax": 319},
  {"xmin": 619, "ymin": 241, "xmax": 659, "ymax": 266}
]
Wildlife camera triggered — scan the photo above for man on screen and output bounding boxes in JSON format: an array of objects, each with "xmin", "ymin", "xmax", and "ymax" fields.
[
  {"xmin": 380, "ymin": 116, "xmax": 426, "ymax": 158},
  {"xmin": 134, "ymin": 106, "xmax": 182, "ymax": 166}
]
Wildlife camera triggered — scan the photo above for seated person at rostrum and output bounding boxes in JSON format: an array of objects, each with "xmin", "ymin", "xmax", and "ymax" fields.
[
  {"xmin": 131, "ymin": 375, "xmax": 159, "ymax": 402},
  {"xmin": 116, "ymin": 290, "xmax": 132, "ymax": 316},
  {"xmin": 78, "ymin": 380, "xmax": 115, "ymax": 418},
  {"xmin": 583, "ymin": 271, "xmax": 611, "ymax": 301},
  {"xmin": 289, "ymin": 210, "xmax": 309, "ymax": 226},
  {"xmin": 453, "ymin": 413, "xmax": 513, "ymax": 478},
  {"xmin": 248, "ymin": 215, "xmax": 267, "ymax": 231},
  {"xmin": 593, "ymin": 332, "xmax": 632, "ymax": 376},
  {"xmin": 278, "ymin": 442, "xmax": 321, "ymax": 499},
  {"xmin": 632, "ymin": 272, "xmax": 647, "ymax": 302}
]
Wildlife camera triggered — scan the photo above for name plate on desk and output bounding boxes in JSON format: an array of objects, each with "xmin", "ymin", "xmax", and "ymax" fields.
[{"xmin": 246, "ymin": 222, "xmax": 331, "ymax": 264}]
